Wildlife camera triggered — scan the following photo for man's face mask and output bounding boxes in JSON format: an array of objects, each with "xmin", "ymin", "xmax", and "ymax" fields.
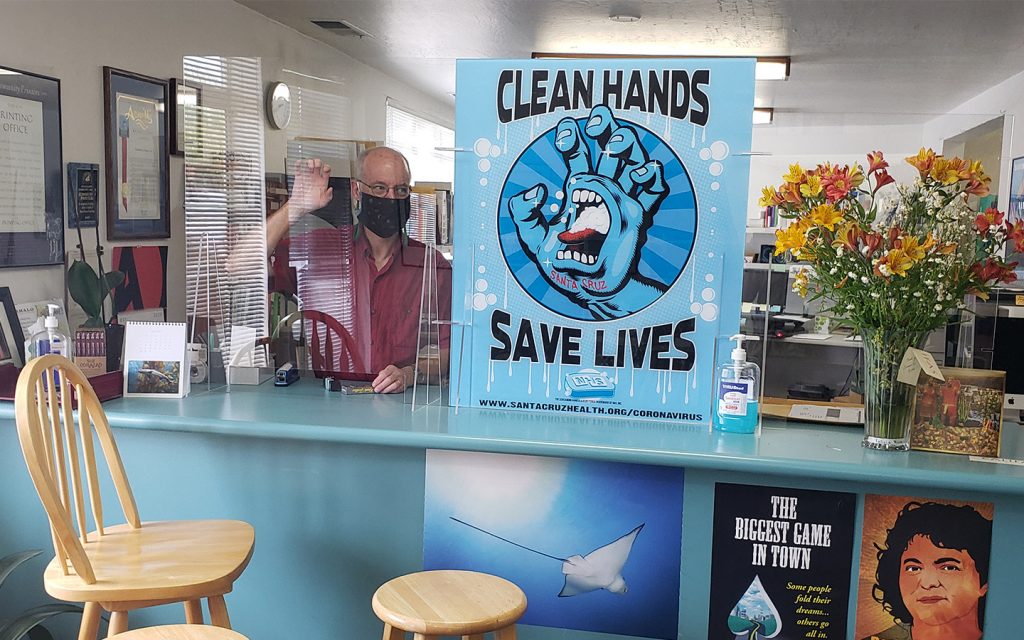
[{"xmin": 358, "ymin": 193, "xmax": 410, "ymax": 238}]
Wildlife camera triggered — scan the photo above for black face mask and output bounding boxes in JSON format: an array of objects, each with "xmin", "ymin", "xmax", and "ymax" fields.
[{"xmin": 358, "ymin": 193, "xmax": 410, "ymax": 238}]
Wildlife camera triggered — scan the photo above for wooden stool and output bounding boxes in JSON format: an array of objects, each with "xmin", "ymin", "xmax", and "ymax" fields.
[
  {"xmin": 372, "ymin": 570, "xmax": 527, "ymax": 640},
  {"xmin": 107, "ymin": 626, "xmax": 248, "ymax": 640}
]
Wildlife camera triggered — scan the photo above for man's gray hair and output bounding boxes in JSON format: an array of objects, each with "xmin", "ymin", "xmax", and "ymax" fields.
[{"xmin": 354, "ymin": 146, "xmax": 411, "ymax": 181}]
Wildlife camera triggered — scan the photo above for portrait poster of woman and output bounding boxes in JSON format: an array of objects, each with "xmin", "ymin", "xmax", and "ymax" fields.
[{"xmin": 857, "ymin": 495, "xmax": 994, "ymax": 640}]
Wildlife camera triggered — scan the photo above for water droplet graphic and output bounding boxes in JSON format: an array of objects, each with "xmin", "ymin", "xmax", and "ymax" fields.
[{"xmin": 727, "ymin": 575, "xmax": 781, "ymax": 639}]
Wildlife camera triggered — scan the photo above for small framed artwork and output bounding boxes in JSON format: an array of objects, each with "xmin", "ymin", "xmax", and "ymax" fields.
[
  {"xmin": 910, "ymin": 366, "xmax": 1005, "ymax": 457},
  {"xmin": 0, "ymin": 65, "xmax": 64, "ymax": 268},
  {"xmin": 169, "ymin": 78, "xmax": 200, "ymax": 157},
  {"xmin": 1009, "ymin": 156, "xmax": 1024, "ymax": 273},
  {"xmin": 1010, "ymin": 155, "xmax": 1024, "ymax": 217},
  {"xmin": 0, "ymin": 287, "xmax": 26, "ymax": 368},
  {"xmin": 103, "ymin": 67, "xmax": 170, "ymax": 240}
]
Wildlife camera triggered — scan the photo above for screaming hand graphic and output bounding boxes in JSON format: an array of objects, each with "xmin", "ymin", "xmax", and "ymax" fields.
[{"xmin": 507, "ymin": 105, "xmax": 673, "ymax": 320}]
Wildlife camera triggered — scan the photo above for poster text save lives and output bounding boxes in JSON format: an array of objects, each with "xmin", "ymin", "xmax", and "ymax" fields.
[{"xmin": 452, "ymin": 59, "xmax": 755, "ymax": 420}]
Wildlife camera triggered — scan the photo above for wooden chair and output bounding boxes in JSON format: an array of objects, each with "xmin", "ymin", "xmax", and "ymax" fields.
[
  {"xmin": 14, "ymin": 355, "xmax": 255, "ymax": 640},
  {"xmin": 302, "ymin": 309, "xmax": 367, "ymax": 377},
  {"xmin": 372, "ymin": 570, "xmax": 527, "ymax": 640},
  {"xmin": 108, "ymin": 626, "xmax": 248, "ymax": 640}
]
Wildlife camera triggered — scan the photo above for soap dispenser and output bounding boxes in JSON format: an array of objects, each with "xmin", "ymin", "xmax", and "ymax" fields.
[
  {"xmin": 25, "ymin": 303, "xmax": 72, "ymax": 361},
  {"xmin": 713, "ymin": 334, "xmax": 760, "ymax": 434}
]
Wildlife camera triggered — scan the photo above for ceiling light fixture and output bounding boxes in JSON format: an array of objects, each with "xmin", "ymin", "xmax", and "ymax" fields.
[
  {"xmin": 609, "ymin": 13, "xmax": 641, "ymax": 23},
  {"xmin": 755, "ymin": 57, "xmax": 790, "ymax": 80},
  {"xmin": 531, "ymin": 52, "xmax": 791, "ymax": 80},
  {"xmin": 753, "ymin": 108, "xmax": 774, "ymax": 125}
]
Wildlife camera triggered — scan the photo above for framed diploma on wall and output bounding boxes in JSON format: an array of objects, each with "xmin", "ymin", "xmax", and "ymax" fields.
[
  {"xmin": 0, "ymin": 65, "xmax": 64, "ymax": 268},
  {"xmin": 103, "ymin": 67, "xmax": 170, "ymax": 240}
]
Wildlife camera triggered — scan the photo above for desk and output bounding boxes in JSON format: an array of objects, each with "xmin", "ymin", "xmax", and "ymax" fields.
[
  {"xmin": 2, "ymin": 381, "xmax": 1024, "ymax": 639},
  {"xmin": 780, "ymin": 332, "xmax": 862, "ymax": 348}
]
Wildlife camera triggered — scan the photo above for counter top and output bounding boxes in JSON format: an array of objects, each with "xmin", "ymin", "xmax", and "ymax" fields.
[{"xmin": 3, "ymin": 378, "xmax": 1024, "ymax": 495}]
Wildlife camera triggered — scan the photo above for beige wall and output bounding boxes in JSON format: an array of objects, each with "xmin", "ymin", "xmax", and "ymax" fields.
[{"xmin": 0, "ymin": 0, "xmax": 452, "ymax": 324}]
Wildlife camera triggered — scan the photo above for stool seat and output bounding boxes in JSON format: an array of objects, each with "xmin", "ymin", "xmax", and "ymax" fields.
[
  {"xmin": 372, "ymin": 570, "xmax": 527, "ymax": 637},
  {"xmin": 107, "ymin": 626, "xmax": 248, "ymax": 639}
]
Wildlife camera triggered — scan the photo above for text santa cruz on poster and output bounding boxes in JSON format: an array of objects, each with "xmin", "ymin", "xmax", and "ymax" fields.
[{"xmin": 452, "ymin": 58, "xmax": 755, "ymax": 422}]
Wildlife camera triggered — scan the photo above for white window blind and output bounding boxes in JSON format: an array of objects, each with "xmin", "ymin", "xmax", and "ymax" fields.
[
  {"xmin": 284, "ymin": 87, "xmax": 358, "ymax": 341},
  {"xmin": 385, "ymin": 101, "xmax": 454, "ymax": 184},
  {"xmin": 183, "ymin": 56, "xmax": 268, "ymax": 368}
]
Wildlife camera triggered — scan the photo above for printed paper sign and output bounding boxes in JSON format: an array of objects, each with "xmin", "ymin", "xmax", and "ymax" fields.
[
  {"xmin": 451, "ymin": 58, "xmax": 755, "ymax": 421},
  {"xmin": 709, "ymin": 483, "xmax": 856, "ymax": 640}
]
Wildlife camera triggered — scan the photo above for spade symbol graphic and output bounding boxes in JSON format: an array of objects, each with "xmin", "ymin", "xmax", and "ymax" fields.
[{"xmin": 727, "ymin": 575, "xmax": 781, "ymax": 639}]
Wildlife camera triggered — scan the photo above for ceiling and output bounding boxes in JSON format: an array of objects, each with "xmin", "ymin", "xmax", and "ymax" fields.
[{"xmin": 236, "ymin": 0, "xmax": 1024, "ymax": 127}]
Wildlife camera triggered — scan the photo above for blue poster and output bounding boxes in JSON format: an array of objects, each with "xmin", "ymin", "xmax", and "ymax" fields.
[
  {"xmin": 424, "ymin": 449, "xmax": 685, "ymax": 639},
  {"xmin": 452, "ymin": 59, "xmax": 755, "ymax": 422}
]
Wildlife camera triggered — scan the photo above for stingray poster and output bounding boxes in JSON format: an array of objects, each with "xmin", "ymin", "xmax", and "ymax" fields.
[
  {"xmin": 424, "ymin": 449, "xmax": 685, "ymax": 639},
  {"xmin": 450, "ymin": 58, "xmax": 755, "ymax": 422},
  {"xmin": 709, "ymin": 483, "xmax": 856, "ymax": 640}
]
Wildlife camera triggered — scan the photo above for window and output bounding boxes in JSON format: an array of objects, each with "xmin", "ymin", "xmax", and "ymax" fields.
[
  {"xmin": 385, "ymin": 101, "xmax": 454, "ymax": 185},
  {"xmin": 183, "ymin": 56, "xmax": 268, "ymax": 368}
]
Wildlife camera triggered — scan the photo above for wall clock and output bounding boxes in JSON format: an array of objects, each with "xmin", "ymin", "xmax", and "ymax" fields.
[{"xmin": 266, "ymin": 81, "xmax": 292, "ymax": 129}]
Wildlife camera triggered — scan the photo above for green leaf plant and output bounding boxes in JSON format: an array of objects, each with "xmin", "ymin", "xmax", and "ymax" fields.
[
  {"xmin": 0, "ymin": 550, "xmax": 84, "ymax": 640},
  {"xmin": 67, "ymin": 223, "xmax": 124, "ymax": 329}
]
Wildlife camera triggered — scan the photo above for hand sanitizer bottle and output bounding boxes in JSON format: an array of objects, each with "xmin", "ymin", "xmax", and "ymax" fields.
[
  {"xmin": 713, "ymin": 334, "xmax": 760, "ymax": 434},
  {"xmin": 25, "ymin": 304, "xmax": 73, "ymax": 361}
]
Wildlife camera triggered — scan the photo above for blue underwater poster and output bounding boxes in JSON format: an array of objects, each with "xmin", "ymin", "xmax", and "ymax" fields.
[
  {"xmin": 424, "ymin": 449, "xmax": 685, "ymax": 639},
  {"xmin": 451, "ymin": 58, "xmax": 755, "ymax": 421}
]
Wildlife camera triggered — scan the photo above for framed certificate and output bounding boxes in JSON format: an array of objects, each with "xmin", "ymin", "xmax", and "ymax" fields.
[
  {"xmin": 103, "ymin": 67, "xmax": 170, "ymax": 240},
  {"xmin": 169, "ymin": 78, "xmax": 200, "ymax": 157},
  {"xmin": 0, "ymin": 65, "xmax": 64, "ymax": 268}
]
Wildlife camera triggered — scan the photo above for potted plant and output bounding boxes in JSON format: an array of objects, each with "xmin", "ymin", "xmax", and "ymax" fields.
[
  {"xmin": 66, "ymin": 224, "xmax": 124, "ymax": 371},
  {"xmin": 0, "ymin": 550, "xmax": 85, "ymax": 640}
]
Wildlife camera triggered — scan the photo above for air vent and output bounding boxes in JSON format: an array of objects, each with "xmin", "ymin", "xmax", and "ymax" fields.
[{"xmin": 311, "ymin": 19, "xmax": 374, "ymax": 38}]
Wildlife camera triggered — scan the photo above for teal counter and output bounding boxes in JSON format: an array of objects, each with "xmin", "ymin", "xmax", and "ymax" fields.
[{"xmin": 1, "ymin": 379, "xmax": 1022, "ymax": 639}]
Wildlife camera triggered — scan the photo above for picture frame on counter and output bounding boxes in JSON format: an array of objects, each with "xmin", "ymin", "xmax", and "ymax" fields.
[
  {"xmin": 103, "ymin": 66, "xmax": 170, "ymax": 240},
  {"xmin": 169, "ymin": 78, "xmax": 200, "ymax": 157},
  {"xmin": 0, "ymin": 286, "xmax": 26, "ymax": 368},
  {"xmin": 0, "ymin": 65, "xmax": 65, "ymax": 268}
]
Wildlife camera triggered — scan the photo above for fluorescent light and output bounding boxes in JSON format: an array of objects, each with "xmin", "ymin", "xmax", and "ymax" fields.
[
  {"xmin": 531, "ymin": 52, "xmax": 791, "ymax": 81},
  {"xmin": 755, "ymin": 57, "xmax": 790, "ymax": 80},
  {"xmin": 753, "ymin": 108, "xmax": 774, "ymax": 125},
  {"xmin": 609, "ymin": 13, "xmax": 641, "ymax": 23}
]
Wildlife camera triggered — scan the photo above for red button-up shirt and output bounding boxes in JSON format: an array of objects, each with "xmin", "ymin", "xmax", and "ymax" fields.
[{"xmin": 274, "ymin": 227, "xmax": 452, "ymax": 375}]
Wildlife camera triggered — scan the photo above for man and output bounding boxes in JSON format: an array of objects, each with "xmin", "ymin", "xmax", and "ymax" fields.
[{"xmin": 267, "ymin": 147, "xmax": 451, "ymax": 393}]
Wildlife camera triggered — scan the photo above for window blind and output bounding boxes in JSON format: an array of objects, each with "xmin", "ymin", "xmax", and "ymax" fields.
[
  {"xmin": 385, "ymin": 101, "xmax": 454, "ymax": 185},
  {"xmin": 183, "ymin": 56, "xmax": 268, "ymax": 368}
]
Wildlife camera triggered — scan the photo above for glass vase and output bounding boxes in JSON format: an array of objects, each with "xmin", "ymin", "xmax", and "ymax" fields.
[{"xmin": 861, "ymin": 327, "xmax": 927, "ymax": 451}]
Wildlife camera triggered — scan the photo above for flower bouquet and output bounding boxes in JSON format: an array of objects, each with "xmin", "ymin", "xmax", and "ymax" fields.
[{"xmin": 762, "ymin": 148, "xmax": 1022, "ymax": 449}]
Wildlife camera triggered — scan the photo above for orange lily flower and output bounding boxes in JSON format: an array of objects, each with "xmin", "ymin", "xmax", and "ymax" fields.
[
  {"xmin": 974, "ymin": 207, "xmax": 1005, "ymax": 234},
  {"xmin": 867, "ymin": 151, "xmax": 888, "ymax": 173},
  {"xmin": 800, "ymin": 174, "xmax": 823, "ymax": 198},
  {"xmin": 759, "ymin": 185, "xmax": 783, "ymax": 208},
  {"xmin": 809, "ymin": 203, "xmax": 844, "ymax": 231},
  {"xmin": 783, "ymin": 163, "xmax": 806, "ymax": 185},
  {"xmin": 906, "ymin": 147, "xmax": 936, "ymax": 175}
]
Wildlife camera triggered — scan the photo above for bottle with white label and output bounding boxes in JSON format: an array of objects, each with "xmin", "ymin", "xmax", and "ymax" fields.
[
  {"xmin": 25, "ymin": 303, "xmax": 72, "ymax": 361},
  {"xmin": 713, "ymin": 334, "xmax": 760, "ymax": 433}
]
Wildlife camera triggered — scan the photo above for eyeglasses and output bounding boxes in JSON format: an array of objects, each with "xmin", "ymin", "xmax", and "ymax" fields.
[{"xmin": 356, "ymin": 179, "xmax": 411, "ymax": 199}]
